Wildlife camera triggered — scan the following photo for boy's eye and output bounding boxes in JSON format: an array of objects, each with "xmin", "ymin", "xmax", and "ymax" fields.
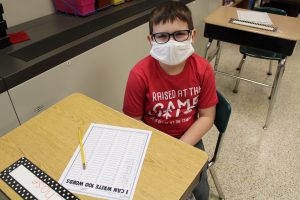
[
  {"xmin": 153, "ymin": 33, "xmax": 170, "ymax": 43},
  {"xmin": 174, "ymin": 31, "xmax": 189, "ymax": 38},
  {"xmin": 155, "ymin": 33, "xmax": 169, "ymax": 39}
]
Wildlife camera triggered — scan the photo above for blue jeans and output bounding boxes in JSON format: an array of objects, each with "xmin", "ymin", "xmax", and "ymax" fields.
[{"xmin": 193, "ymin": 140, "xmax": 209, "ymax": 200}]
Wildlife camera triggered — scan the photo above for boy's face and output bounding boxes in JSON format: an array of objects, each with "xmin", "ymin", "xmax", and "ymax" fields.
[{"xmin": 148, "ymin": 19, "xmax": 196, "ymax": 44}]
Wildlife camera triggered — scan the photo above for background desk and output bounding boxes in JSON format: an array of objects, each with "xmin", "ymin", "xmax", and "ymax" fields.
[
  {"xmin": 203, "ymin": 6, "xmax": 300, "ymax": 128},
  {"xmin": 204, "ymin": 6, "xmax": 300, "ymax": 55},
  {"xmin": 0, "ymin": 93, "xmax": 208, "ymax": 200}
]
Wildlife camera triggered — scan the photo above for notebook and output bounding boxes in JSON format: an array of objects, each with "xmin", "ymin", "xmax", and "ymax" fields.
[
  {"xmin": 231, "ymin": 10, "xmax": 278, "ymax": 32},
  {"xmin": 0, "ymin": 157, "xmax": 78, "ymax": 200},
  {"xmin": 229, "ymin": 18, "xmax": 278, "ymax": 32}
]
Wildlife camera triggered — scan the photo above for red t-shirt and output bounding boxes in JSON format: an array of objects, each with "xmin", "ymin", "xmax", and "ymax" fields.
[{"xmin": 123, "ymin": 54, "xmax": 218, "ymax": 138}]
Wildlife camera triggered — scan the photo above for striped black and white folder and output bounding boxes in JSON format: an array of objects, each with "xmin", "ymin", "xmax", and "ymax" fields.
[{"xmin": 0, "ymin": 157, "xmax": 79, "ymax": 200}]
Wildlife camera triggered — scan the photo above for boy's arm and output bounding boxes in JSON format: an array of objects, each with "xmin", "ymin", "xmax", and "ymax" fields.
[
  {"xmin": 133, "ymin": 116, "xmax": 142, "ymax": 121},
  {"xmin": 180, "ymin": 105, "xmax": 216, "ymax": 146}
]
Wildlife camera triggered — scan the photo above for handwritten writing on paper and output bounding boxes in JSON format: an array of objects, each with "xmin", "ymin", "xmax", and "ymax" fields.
[
  {"xmin": 10, "ymin": 165, "xmax": 64, "ymax": 200},
  {"xmin": 59, "ymin": 124, "xmax": 152, "ymax": 200}
]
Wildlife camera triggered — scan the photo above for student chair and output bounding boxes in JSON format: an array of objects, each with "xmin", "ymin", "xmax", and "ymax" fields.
[
  {"xmin": 233, "ymin": 7, "xmax": 287, "ymax": 93},
  {"xmin": 261, "ymin": 0, "xmax": 299, "ymax": 17},
  {"xmin": 208, "ymin": 91, "xmax": 231, "ymax": 200}
]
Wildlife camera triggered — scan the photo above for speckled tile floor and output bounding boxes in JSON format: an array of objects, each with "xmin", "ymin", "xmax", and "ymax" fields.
[{"xmin": 203, "ymin": 42, "xmax": 300, "ymax": 200}]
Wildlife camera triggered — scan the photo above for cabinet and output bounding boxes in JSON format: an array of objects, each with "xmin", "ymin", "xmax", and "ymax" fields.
[
  {"xmin": 0, "ymin": 91, "xmax": 19, "ymax": 136},
  {"xmin": 8, "ymin": 23, "xmax": 149, "ymax": 124}
]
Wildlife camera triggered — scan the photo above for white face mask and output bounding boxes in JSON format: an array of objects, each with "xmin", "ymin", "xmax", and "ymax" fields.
[{"xmin": 150, "ymin": 39, "xmax": 194, "ymax": 66}]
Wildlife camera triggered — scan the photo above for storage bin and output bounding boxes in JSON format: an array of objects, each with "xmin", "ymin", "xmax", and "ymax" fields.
[
  {"xmin": 53, "ymin": 0, "xmax": 95, "ymax": 16},
  {"xmin": 95, "ymin": 0, "xmax": 112, "ymax": 10}
]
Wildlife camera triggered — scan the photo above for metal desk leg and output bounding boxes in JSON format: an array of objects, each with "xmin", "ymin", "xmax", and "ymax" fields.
[
  {"xmin": 233, "ymin": 54, "xmax": 246, "ymax": 93},
  {"xmin": 204, "ymin": 39, "xmax": 222, "ymax": 73},
  {"xmin": 214, "ymin": 41, "xmax": 222, "ymax": 71},
  {"xmin": 263, "ymin": 57, "xmax": 286, "ymax": 129},
  {"xmin": 204, "ymin": 39, "xmax": 213, "ymax": 59}
]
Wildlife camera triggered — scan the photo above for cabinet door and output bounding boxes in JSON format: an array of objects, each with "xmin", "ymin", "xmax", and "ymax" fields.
[
  {"xmin": 0, "ymin": 92, "xmax": 19, "ymax": 136},
  {"xmin": 8, "ymin": 23, "xmax": 149, "ymax": 124},
  {"xmin": 8, "ymin": 60, "xmax": 73, "ymax": 124}
]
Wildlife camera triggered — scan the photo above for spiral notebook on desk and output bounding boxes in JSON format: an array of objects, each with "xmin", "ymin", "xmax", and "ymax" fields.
[
  {"xmin": 230, "ymin": 10, "xmax": 278, "ymax": 32},
  {"xmin": 229, "ymin": 18, "xmax": 278, "ymax": 31}
]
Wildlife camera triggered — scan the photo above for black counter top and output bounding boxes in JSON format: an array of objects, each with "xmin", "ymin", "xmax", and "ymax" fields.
[{"xmin": 0, "ymin": 0, "xmax": 193, "ymax": 94}]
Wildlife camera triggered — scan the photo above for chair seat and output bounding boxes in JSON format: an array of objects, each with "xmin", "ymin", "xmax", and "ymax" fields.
[{"xmin": 240, "ymin": 45, "xmax": 283, "ymax": 60}]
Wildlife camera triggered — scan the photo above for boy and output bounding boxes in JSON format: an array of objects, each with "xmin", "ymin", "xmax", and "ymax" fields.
[{"xmin": 123, "ymin": 1, "xmax": 218, "ymax": 199}]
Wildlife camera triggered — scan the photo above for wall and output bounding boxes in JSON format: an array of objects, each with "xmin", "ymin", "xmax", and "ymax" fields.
[
  {"xmin": 0, "ymin": 0, "xmax": 221, "ymax": 54},
  {"xmin": 1, "ymin": 0, "xmax": 221, "ymax": 30},
  {"xmin": 188, "ymin": 0, "xmax": 221, "ymax": 54},
  {"xmin": 1, "ymin": 0, "xmax": 55, "ymax": 27}
]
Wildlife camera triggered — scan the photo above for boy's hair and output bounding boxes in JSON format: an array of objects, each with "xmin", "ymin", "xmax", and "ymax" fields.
[{"xmin": 149, "ymin": 1, "xmax": 194, "ymax": 34}]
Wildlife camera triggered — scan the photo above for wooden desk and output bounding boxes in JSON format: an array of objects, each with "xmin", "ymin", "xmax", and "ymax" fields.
[
  {"xmin": 204, "ymin": 6, "xmax": 300, "ymax": 55},
  {"xmin": 0, "ymin": 93, "xmax": 208, "ymax": 200},
  {"xmin": 203, "ymin": 6, "xmax": 300, "ymax": 128}
]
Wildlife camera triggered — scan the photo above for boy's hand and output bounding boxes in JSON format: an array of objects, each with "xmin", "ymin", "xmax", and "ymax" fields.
[{"xmin": 180, "ymin": 106, "xmax": 216, "ymax": 146}]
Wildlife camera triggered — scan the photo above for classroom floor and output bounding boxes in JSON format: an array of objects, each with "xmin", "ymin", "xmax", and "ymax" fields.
[{"xmin": 203, "ymin": 42, "xmax": 300, "ymax": 200}]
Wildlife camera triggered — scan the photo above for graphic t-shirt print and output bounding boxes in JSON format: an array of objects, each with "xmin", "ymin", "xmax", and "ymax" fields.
[{"xmin": 148, "ymin": 86, "xmax": 201, "ymax": 125}]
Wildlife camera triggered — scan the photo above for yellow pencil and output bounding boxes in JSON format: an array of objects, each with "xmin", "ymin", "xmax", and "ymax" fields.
[{"xmin": 78, "ymin": 128, "xmax": 86, "ymax": 170}]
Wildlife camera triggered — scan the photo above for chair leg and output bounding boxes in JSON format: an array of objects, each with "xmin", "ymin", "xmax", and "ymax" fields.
[
  {"xmin": 233, "ymin": 55, "xmax": 246, "ymax": 93},
  {"xmin": 209, "ymin": 166, "xmax": 225, "ymax": 200},
  {"xmin": 267, "ymin": 60, "xmax": 272, "ymax": 75}
]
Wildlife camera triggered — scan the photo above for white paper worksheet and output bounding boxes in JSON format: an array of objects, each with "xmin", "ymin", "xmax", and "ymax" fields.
[
  {"xmin": 237, "ymin": 10, "xmax": 273, "ymax": 25},
  {"xmin": 59, "ymin": 123, "xmax": 152, "ymax": 200}
]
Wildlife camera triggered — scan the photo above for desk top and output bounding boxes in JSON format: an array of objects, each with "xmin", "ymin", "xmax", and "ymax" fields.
[
  {"xmin": 204, "ymin": 6, "xmax": 300, "ymax": 41},
  {"xmin": 0, "ymin": 93, "xmax": 208, "ymax": 200}
]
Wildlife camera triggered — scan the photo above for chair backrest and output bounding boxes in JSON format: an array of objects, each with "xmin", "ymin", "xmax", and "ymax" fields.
[
  {"xmin": 214, "ymin": 91, "xmax": 231, "ymax": 135},
  {"xmin": 209, "ymin": 91, "xmax": 231, "ymax": 165},
  {"xmin": 253, "ymin": 6, "xmax": 287, "ymax": 15},
  {"xmin": 248, "ymin": 0, "xmax": 287, "ymax": 15}
]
